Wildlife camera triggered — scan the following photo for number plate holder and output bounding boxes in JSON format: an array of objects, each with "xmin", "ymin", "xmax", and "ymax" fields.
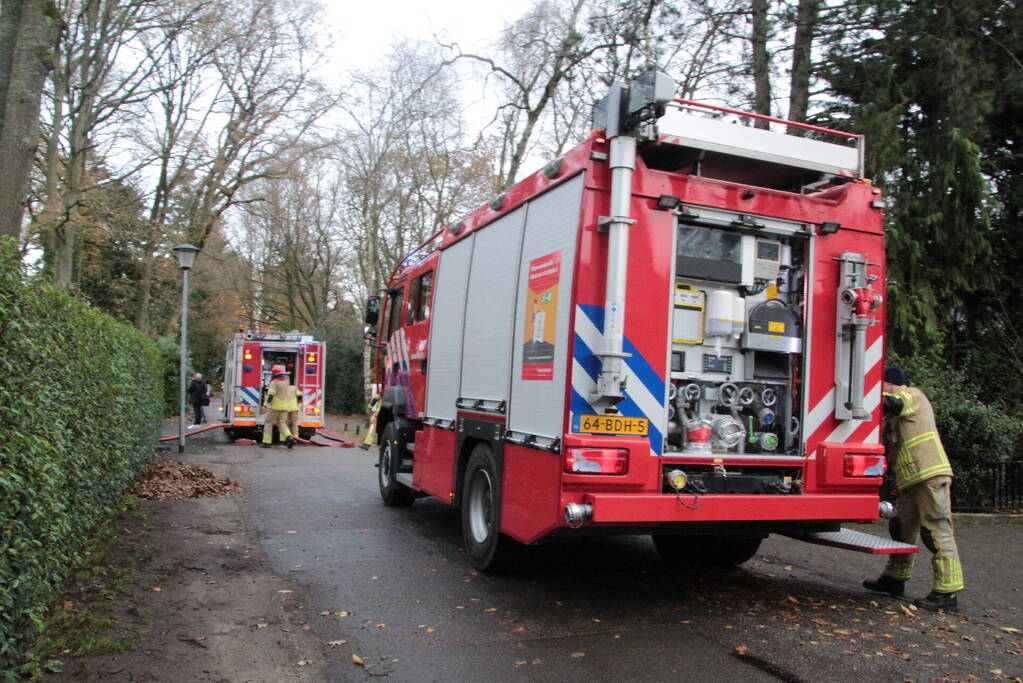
[{"xmin": 572, "ymin": 414, "xmax": 649, "ymax": 436}]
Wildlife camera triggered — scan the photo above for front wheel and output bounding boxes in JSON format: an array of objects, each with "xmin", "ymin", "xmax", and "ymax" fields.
[
  {"xmin": 378, "ymin": 422, "xmax": 414, "ymax": 507},
  {"xmin": 652, "ymin": 535, "xmax": 762, "ymax": 566},
  {"xmin": 461, "ymin": 443, "xmax": 514, "ymax": 571}
]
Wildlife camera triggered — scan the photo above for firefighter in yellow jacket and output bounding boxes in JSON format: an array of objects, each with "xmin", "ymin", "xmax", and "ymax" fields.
[
  {"xmin": 262, "ymin": 365, "xmax": 301, "ymax": 449},
  {"xmin": 863, "ymin": 366, "xmax": 964, "ymax": 611}
]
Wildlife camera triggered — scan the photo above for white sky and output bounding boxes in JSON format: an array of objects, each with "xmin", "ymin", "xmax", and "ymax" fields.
[{"xmin": 322, "ymin": 0, "xmax": 533, "ymax": 71}]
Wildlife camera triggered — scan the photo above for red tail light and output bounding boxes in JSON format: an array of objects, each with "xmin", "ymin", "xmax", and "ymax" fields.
[
  {"xmin": 564, "ymin": 448, "xmax": 628, "ymax": 475},
  {"xmin": 844, "ymin": 454, "xmax": 887, "ymax": 477}
]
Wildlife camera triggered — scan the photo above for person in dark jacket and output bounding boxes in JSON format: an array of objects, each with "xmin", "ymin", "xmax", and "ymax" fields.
[{"xmin": 187, "ymin": 373, "xmax": 208, "ymax": 426}]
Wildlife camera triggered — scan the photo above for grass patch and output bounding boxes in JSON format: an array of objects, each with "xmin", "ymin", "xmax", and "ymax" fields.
[{"xmin": 19, "ymin": 497, "xmax": 151, "ymax": 678}]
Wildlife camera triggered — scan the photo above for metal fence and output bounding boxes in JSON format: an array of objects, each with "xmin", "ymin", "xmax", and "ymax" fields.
[{"xmin": 988, "ymin": 461, "xmax": 1023, "ymax": 511}]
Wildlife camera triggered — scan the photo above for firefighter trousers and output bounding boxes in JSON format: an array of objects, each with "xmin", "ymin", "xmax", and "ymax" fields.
[
  {"xmin": 883, "ymin": 475, "xmax": 964, "ymax": 593},
  {"xmin": 262, "ymin": 409, "xmax": 294, "ymax": 444}
]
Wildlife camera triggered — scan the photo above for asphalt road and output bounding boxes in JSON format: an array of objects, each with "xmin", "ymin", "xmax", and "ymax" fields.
[{"xmin": 202, "ymin": 431, "xmax": 1022, "ymax": 682}]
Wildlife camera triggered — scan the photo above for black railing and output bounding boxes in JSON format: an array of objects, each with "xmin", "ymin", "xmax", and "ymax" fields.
[
  {"xmin": 989, "ymin": 461, "xmax": 1023, "ymax": 511},
  {"xmin": 952, "ymin": 461, "xmax": 1023, "ymax": 512}
]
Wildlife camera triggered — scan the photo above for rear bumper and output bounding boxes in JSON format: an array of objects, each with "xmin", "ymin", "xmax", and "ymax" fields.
[{"xmin": 580, "ymin": 493, "xmax": 878, "ymax": 524}]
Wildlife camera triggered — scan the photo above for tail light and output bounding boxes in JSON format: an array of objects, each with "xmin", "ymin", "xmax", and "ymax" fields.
[
  {"xmin": 234, "ymin": 405, "xmax": 254, "ymax": 417},
  {"xmin": 244, "ymin": 351, "xmax": 253, "ymax": 360},
  {"xmin": 844, "ymin": 454, "xmax": 886, "ymax": 477},
  {"xmin": 307, "ymin": 353, "xmax": 317, "ymax": 363},
  {"xmin": 564, "ymin": 448, "xmax": 628, "ymax": 475},
  {"xmin": 305, "ymin": 406, "xmax": 321, "ymax": 414}
]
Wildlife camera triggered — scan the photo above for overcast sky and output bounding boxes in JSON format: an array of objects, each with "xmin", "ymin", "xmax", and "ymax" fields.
[{"xmin": 323, "ymin": 0, "xmax": 533, "ymax": 71}]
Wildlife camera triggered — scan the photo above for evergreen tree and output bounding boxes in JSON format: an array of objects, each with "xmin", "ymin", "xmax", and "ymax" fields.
[{"xmin": 822, "ymin": 0, "xmax": 1002, "ymax": 357}]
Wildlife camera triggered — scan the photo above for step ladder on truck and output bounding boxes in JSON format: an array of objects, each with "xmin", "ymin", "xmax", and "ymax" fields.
[
  {"xmin": 221, "ymin": 328, "xmax": 326, "ymax": 442},
  {"xmin": 363, "ymin": 69, "xmax": 915, "ymax": 571}
]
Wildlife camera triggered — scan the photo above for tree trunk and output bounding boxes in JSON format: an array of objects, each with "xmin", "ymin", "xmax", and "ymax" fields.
[
  {"xmin": 0, "ymin": 0, "xmax": 60, "ymax": 239},
  {"xmin": 751, "ymin": 0, "xmax": 772, "ymax": 129},
  {"xmin": 786, "ymin": 0, "xmax": 819, "ymax": 135}
]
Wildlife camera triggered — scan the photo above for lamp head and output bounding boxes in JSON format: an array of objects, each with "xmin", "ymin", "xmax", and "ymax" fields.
[{"xmin": 172, "ymin": 243, "xmax": 200, "ymax": 270}]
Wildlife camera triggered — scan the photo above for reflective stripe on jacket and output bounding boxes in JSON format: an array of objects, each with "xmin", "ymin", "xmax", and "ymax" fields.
[
  {"xmin": 265, "ymin": 378, "xmax": 300, "ymax": 412},
  {"xmin": 883, "ymin": 385, "xmax": 953, "ymax": 489}
]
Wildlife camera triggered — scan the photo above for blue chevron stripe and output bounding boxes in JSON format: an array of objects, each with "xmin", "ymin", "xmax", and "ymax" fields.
[
  {"xmin": 571, "ymin": 319, "xmax": 664, "ymax": 455},
  {"xmin": 577, "ymin": 304, "xmax": 665, "ymax": 401}
]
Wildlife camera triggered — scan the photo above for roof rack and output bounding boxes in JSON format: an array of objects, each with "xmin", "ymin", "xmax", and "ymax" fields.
[{"xmin": 655, "ymin": 99, "xmax": 864, "ymax": 180}]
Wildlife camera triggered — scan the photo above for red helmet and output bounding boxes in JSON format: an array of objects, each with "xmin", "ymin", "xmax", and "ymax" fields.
[{"xmin": 271, "ymin": 364, "xmax": 285, "ymax": 375}]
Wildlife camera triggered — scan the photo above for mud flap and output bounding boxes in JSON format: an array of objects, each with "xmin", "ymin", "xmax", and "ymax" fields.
[{"xmin": 782, "ymin": 527, "xmax": 918, "ymax": 555}]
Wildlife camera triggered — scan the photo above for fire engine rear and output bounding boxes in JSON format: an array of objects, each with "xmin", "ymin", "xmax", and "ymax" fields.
[
  {"xmin": 367, "ymin": 70, "xmax": 913, "ymax": 571},
  {"xmin": 222, "ymin": 329, "xmax": 326, "ymax": 441}
]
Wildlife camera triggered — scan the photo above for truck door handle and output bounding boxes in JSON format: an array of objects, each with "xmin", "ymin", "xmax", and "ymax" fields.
[{"xmin": 421, "ymin": 357, "xmax": 428, "ymax": 374}]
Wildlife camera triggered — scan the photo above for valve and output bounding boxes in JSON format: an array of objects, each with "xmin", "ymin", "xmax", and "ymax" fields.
[{"xmin": 718, "ymin": 382, "xmax": 739, "ymax": 408}]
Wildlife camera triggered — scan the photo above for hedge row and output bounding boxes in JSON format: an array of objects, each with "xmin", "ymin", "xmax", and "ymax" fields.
[{"xmin": 0, "ymin": 242, "xmax": 162, "ymax": 675}]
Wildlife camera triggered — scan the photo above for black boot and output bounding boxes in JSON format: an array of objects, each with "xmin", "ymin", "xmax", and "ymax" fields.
[
  {"xmin": 286, "ymin": 436, "xmax": 295, "ymax": 449},
  {"xmin": 261, "ymin": 442, "xmax": 272, "ymax": 449},
  {"xmin": 913, "ymin": 591, "xmax": 958, "ymax": 612},
  {"xmin": 863, "ymin": 575, "xmax": 906, "ymax": 596}
]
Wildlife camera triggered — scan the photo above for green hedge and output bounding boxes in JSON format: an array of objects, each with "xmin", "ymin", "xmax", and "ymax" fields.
[
  {"xmin": 0, "ymin": 242, "xmax": 162, "ymax": 676},
  {"xmin": 890, "ymin": 355, "xmax": 1022, "ymax": 508}
]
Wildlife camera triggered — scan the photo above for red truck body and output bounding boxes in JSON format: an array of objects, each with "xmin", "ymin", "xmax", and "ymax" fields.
[{"xmin": 370, "ymin": 74, "xmax": 901, "ymax": 569}]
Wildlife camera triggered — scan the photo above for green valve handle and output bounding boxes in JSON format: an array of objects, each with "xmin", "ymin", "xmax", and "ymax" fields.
[{"xmin": 748, "ymin": 416, "xmax": 756, "ymax": 444}]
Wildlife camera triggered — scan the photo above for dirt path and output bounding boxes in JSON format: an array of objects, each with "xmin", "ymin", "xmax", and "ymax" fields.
[{"xmin": 45, "ymin": 442, "xmax": 333, "ymax": 682}]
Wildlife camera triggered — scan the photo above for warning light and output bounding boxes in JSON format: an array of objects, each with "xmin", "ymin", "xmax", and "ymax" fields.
[
  {"xmin": 307, "ymin": 353, "xmax": 317, "ymax": 363},
  {"xmin": 244, "ymin": 351, "xmax": 252, "ymax": 360}
]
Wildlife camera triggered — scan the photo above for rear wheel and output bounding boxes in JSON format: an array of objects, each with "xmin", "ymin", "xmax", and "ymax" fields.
[
  {"xmin": 378, "ymin": 422, "xmax": 414, "ymax": 507},
  {"xmin": 461, "ymin": 443, "xmax": 513, "ymax": 571},
  {"xmin": 652, "ymin": 534, "xmax": 762, "ymax": 566},
  {"xmin": 299, "ymin": 426, "xmax": 316, "ymax": 441}
]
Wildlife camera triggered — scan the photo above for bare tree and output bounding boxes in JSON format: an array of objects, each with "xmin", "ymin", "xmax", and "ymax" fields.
[
  {"xmin": 785, "ymin": 0, "xmax": 819, "ymax": 132},
  {"xmin": 750, "ymin": 0, "xmax": 773, "ymax": 125},
  {"xmin": 42, "ymin": 0, "xmax": 199, "ymax": 286},
  {"xmin": 333, "ymin": 40, "xmax": 492, "ymax": 305},
  {"xmin": 0, "ymin": 0, "xmax": 61, "ymax": 240},
  {"xmin": 233, "ymin": 154, "xmax": 347, "ymax": 331}
]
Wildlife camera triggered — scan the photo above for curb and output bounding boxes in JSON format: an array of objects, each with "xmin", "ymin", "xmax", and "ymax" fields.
[{"xmin": 952, "ymin": 512, "xmax": 1023, "ymax": 524}]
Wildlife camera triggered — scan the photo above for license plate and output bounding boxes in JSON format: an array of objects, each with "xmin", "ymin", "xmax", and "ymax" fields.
[{"xmin": 575, "ymin": 414, "xmax": 649, "ymax": 436}]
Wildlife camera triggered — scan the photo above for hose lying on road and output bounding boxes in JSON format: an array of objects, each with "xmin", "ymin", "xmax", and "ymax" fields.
[
  {"xmin": 158, "ymin": 423, "xmax": 227, "ymax": 441},
  {"xmin": 315, "ymin": 428, "xmax": 358, "ymax": 448},
  {"xmin": 157, "ymin": 423, "xmax": 357, "ymax": 448}
]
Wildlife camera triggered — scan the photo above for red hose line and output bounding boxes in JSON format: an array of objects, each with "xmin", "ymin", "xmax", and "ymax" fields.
[{"xmin": 158, "ymin": 423, "xmax": 227, "ymax": 442}]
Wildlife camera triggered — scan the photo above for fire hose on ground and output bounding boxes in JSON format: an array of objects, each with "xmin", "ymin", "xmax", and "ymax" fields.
[{"xmin": 158, "ymin": 423, "xmax": 357, "ymax": 448}]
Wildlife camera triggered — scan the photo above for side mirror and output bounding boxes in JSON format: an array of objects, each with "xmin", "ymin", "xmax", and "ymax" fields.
[
  {"xmin": 365, "ymin": 295, "xmax": 381, "ymax": 325},
  {"xmin": 363, "ymin": 325, "xmax": 377, "ymax": 342}
]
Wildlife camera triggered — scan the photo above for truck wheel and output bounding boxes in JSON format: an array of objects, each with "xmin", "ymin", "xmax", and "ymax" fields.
[
  {"xmin": 461, "ymin": 443, "xmax": 513, "ymax": 571},
  {"xmin": 299, "ymin": 427, "xmax": 316, "ymax": 441},
  {"xmin": 224, "ymin": 427, "xmax": 236, "ymax": 441},
  {"xmin": 652, "ymin": 535, "xmax": 762, "ymax": 566},
  {"xmin": 378, "ymin": 423, "xmax": 414, "ymax": 507}
]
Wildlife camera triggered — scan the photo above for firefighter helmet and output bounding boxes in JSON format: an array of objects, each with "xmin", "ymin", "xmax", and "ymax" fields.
[{"xmin": 271, "ymin": 364, "xmax": 285, "ymax": 375}]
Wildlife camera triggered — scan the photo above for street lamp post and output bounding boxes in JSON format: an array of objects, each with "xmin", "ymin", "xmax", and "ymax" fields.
[{"xmin": 173, "ymin": 244, "xmax": 200, "ymax": 454}]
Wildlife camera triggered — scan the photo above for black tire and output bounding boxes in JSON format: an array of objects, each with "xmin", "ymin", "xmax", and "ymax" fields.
[
  {"xmin": 652, "ymin": 534, "xmax": 762, "ymax": 566},
  {"xmin": 299, "ymin": 427, "xmax": 316, "ymax": 441},
  {"xmin": 461, "ymin": 443, "xmax": 514, "ymax": 572},
  {"xmin": 378, "ymin": 423, "xmax": 414, "ymax": 507},
  {"xmin": 224, "ymin": 427, "xmax": 236, "ymax": 441}
]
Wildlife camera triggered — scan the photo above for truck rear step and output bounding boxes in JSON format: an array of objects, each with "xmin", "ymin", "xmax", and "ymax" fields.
[{"xmin": 783, "ymin": 527, "xmax": 917, "ymax": 554}]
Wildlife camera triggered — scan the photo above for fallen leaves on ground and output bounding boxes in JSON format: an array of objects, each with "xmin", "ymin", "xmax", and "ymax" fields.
[
  {"xmin": 130, "ymin": 458, "xmax": 241, "ymax": 500},
  {"xmin": 352, "ymin": 654, "xmax": 365, "ymax": 666}
]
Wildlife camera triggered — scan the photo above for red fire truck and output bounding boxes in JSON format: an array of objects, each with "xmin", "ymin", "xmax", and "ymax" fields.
[
  {"xmin": 221, "ymin": 328, "xmax": 326, "ymax": 441},
  {"xmin": 366, "ymin": 70, "xmax": 913, "ymax": 570}
]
